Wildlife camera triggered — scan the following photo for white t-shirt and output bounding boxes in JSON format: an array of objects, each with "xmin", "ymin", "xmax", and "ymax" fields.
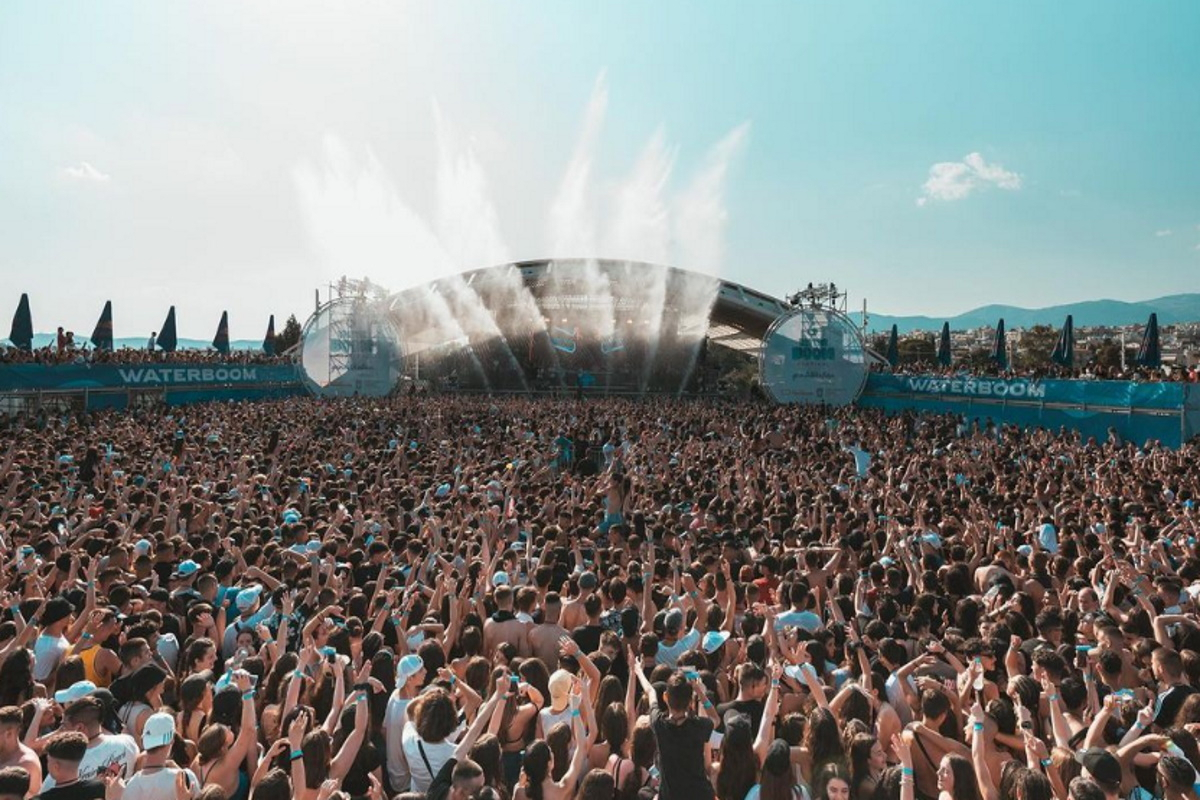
[
  {"xmin": 384, "ymin": 694, "xmax": 413, "ymax": 793},
  {"xmin": 33, "ymin": 634, "xmax": 69, "ymax": 681},
  {"xmin": 401, "ymin": 723, "xmax": 457, "ymax": 794},
  {"xmin": 41, "ymin": 733, "xmax": 138, "ymax": 790},
  {"xmin": 125, "ymin": 766, "xmax": 200, "ymax": 800}
]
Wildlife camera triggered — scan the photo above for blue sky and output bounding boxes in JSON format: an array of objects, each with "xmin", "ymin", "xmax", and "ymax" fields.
[{"xmin": 2, "ymin": 1, "xmax": 1198, "ymax": 338}]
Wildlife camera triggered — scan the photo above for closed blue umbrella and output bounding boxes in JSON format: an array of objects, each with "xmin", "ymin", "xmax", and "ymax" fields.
[
  {"xmin": 262, "ymin": 315, "xmax": 276, "ymax": 356},
  {"xmin": 885, "ymin": 324, "xmax": 899, "ymax": 368},
  {"xmin": 1050, "ymin": 314, "xmax": 1075, "ymax": 368},
  {"xmin": 90, "ymin": 301, "xmax": 114, "ymax": 351},
  {"xmin": 158, "ymin": 306, "xmax": 178, "ymax": 353},
  {"xmin": 1137, "ymin": 312, "xmax": 1161, "ymax": 368},
  {"xmin": 212, "ymin": 311, "xmax": 230, "ymax": 354},
  {"xmin": 8, "ymin": 293, "xmax": 33, "ymax": 350},
  {"xmin": 991, "ymin": 319, "xmax": 1008, "ymax": 370},
  {"xmin": 936, "ymin": 322, "xmax": 952, "ymax": 367}
]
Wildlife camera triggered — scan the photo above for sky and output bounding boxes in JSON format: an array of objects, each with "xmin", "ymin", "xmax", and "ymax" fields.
[{"xmin": 2, "ymin": 1, "xmax": 1199, "ymax": 340}]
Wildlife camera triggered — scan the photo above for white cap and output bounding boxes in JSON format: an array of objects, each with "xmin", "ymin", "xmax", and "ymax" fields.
[
  {"xmin": 53, "ymin": 680, "xmax": 97, "ymax": 706},
  {"xmin": 142, "ymin": 711, "xmax": 176, "ymax": 749}
]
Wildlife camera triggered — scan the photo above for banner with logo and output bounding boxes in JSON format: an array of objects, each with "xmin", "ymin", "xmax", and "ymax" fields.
[
  {"xmin": 862, "ymin": 373, "xmax": 1188, "ymax": 446},
  {"xmin": 868, "ymin": 373, "xmax": 1185, "ymax": 410},
  {"xmin": 0, "ymin": 363, "xmax": 300, "ymax": 392}
]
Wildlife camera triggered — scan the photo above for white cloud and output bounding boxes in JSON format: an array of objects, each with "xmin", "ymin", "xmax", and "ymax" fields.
[
  {"xmin": 917, "ymin": 152, "xmax": 1021, "ymax": 205},
  {"xmin": 1155, "ymin": 229, "xmax": 1173, "ymax": 237},
  {"xmin": 61, "ymin": 162, "xmax": 110, "ymax": 182}
]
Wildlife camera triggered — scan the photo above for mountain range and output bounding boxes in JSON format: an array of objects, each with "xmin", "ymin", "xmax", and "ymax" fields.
[{"xmin": 853, "ymin": 293, "xmax": 1200, "ymax": 334}]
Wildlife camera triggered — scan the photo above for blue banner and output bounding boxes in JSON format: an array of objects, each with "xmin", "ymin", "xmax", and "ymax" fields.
[
  {"xmin": 868, "ymin": 373, "xmax": 1185, "ymax": 410},
  {"xmin": 0, "ymin": 363, "xmax": 301, "ymax": 392},
  {"xmin": 862, "ymin": 373, "xmax": 1188, "ymax": 447}
]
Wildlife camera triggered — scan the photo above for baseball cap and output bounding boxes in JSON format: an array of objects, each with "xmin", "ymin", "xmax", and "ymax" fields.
[
  {"xmin": 54, "ymin": 680, "xmax": 97, "ymax": 706},
  {"xmin": 134, "ymin": 539, "xmax": 153, "ymax": 556},
  {"xmin": 172, "ymin": 560, "xmax": 201, "ymax": 579},
  {"xmin": 235, "ymin": 585, "xmax": 263, "ymax": 613},
  {"xmin": 142, "ymin": 711, "xmax": 176, "ymax": 749},
  {"xmin": 702, "ymin": 630, "xmax": 730, "ymax": 654},
  {"xmin": 1077, "ymin": 748, "xmax": 1121, "ymax": 787},
  {"xmin": 493, "ymin": 571, "xmax": 510, "ymax": 587},
  {"xmin": 397, "ymin": 654, "xmax": 425, "ymax": 681}
]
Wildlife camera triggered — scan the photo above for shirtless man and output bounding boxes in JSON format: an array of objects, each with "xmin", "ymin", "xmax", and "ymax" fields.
[
  {"xmin": 528, "ymin": 593, "xmax": 569, "ymax": 669},
  {"xmin": 484, "ymin": 586, "xmax": 530, "ymax": 658},
  {"xmin": 0, "ymin": 707, "xmax": 41, "ymax": 796}
]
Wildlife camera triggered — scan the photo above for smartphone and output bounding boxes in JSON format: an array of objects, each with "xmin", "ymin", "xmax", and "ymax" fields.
[{"xmin": 683, "ymin": 669, "xmax": 699, "ymax": 681}]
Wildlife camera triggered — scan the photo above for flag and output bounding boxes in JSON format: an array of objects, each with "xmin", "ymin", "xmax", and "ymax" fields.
[
  {"xmin": 936, "ymin": 322, "xmax": 952, "ymax": 367},
  {"xmin": 90, "ymin": 301, "xmax": 114, "ymax": 351},
  {"xmin": 991, "ymin": 319, "xmax": 1008, "ymax": 370},
  {"xmin": 1050, "ymin": 315, "xmax": 1074, "ymax": 368},
  {"xmin": 885, "ymin": 324, "xmax": 899, "ymax": 368},
  {"xmin": 262, "ymin": 314, "xmax": 276, "ymax": 356},
  {"xmin": 213, "ymin": 311, "xmax": 230, "ymax": 354},
  {"xmin": 158, "ymin": 306, "xmax": 178, "ymax": 353},
  {"xmin": 8, "ymin": 293, "xmax": 32, "ymax": 350},
  {"xmin": 1137, "ymin": 312, "xmax": 1161, "ymax": 368}
]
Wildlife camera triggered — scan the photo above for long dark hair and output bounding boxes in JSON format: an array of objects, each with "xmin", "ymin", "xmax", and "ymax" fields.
[
  {"xmin": 944, "ymin": 755, "xmax": 980, "ymax": 800},
  {"xmin": 0, "ymin": 650, "xmax": 35, "ymax": 706},
  {"xmin": 715, "ymin": 718, "xmax": 759, "ymax": 800},
  {"xmin": 469, "ymin": 734, "xmax": 508, "ymax": 799},
  {"xmin": 848, "ymin": 733, "xmax": 878, "ymax": 794},
  {"xmin": 523, "ymin": 741, "xmax": 551, "ymax": 800},
  {"xmin": 803, "ymin": 708, "xmax": 844, "ymax": 773},
  {"xmin": 601, "ymin": 703, "xmax": 629, "ymax": 759},
  {"xmin": 759, "ymin": 740, "xmax": 793, "ymax": 800}
]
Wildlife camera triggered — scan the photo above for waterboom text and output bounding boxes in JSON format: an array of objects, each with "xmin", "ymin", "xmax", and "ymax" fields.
[{"xmin": 904, "ymin": 376, "xmax": 1047, "ymax": 399}]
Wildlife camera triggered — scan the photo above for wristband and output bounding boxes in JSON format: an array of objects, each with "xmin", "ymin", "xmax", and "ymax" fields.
[
  {"xmin": 1040, "ymin": 758, "xmax": 1052, "ymax": 768},
  {"xmin": 1133, "ymin": 721, "xmax": 1145, "ymax": 730},
  {"xmin": 571, "ymin": 709, "xmax": 581, "ymax": 717},
  {"xmin": 1082, "ymin": 674, "xmax": 1093, "ymax": 682},
  {"xmin": 242, "ymin": 690, "xmax": 256, "ymax": 700},
  {"xmin": 689, "ymin": 591, "xmax": 698, "ymax": 599},
  {"xmin": 901, "ymin": 768, "xmax": 913, "ymax": 776},
  {"xmin": 293, "ymin": 670, "xmax": 304, "ymax": 680},
  {"xmin": 290, "ymin": 749, "xmax": 303, "ymax": 761},
  {"xmin": 973, "ymin": 723, "xmax": 984, "ymax": 731},
  {"xmin": 702, "ymin": 700, "xmax": 713, "ymax": 709},
  {"xmin": 353, "ymin": 682, "xmax": 370, "ymax": 693},
  {"xmin": 81, "ymin": 632, "xmax": 92, "ymax": 639},
  {"xmin": 771, "ymin": 680, "xmax": 780, "ymax": 688},
  {"xmin": 1047, "ymin": 694, "xmax": 1059, "ymax": 702}
]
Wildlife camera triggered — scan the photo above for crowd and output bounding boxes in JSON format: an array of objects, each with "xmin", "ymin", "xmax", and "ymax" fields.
[
  {"xmin": 0, "ymin": 342, "xmax": 290, "ymax": 367},
  {"xmin": 0, "ymin": 393, "xmax": 1198, "ymax": 800}
]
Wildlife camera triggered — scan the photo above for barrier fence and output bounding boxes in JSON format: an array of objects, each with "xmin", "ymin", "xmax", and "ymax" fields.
[
  {"xmin": 861, "ymin": 374, "xmax": 1197, "ymax": 447},
  {"xmin": 0, "ymin": 363, "xmax": 304, "ymax": 412},
  {"xmin": 1, "ymin": 363, "xmax": 1198, "ymax": 446}
]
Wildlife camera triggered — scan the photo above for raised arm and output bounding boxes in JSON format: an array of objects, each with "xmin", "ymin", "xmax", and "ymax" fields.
[
  {"xmin": 969, "ymin": 703, "xmax": 998, "ymax": 800},
  {"xmin": 754, "ymin": 664, "xmax": 782, "ymax": 762}
]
